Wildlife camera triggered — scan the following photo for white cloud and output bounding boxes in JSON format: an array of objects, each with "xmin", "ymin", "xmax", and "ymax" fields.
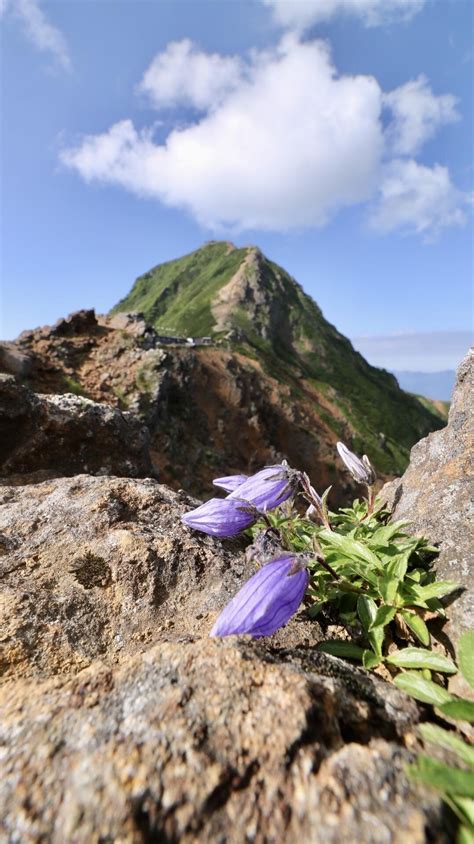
[
  {"xmin": 370, "ymin": 159, "xmax": 468, "ymax": 237},
  {"xmin": 138, "ymin": 39, "xmax": 243, "ymax": 110},
  {"xmin": 261, "ymin": 0, "xmax": 425, "ymax": 31},
  {"xmin": 1, "ymin": 0, "xmax": 71, "ymax": 70},
  {"xmin": 384, "ymin": 75, "xmax": 459, "ymax": 155},
  {"xmin": 62, "ymin": 37, "xmax": 385, "ymax": 230},
  {"xmin": 61, "ymin": 35, "xmax": 468, "ymax": 237}
]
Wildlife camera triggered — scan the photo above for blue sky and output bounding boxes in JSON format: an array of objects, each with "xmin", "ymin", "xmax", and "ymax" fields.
[{"xmin": 1, "ymin": 0, "xmax": 472, "ymax": 371}]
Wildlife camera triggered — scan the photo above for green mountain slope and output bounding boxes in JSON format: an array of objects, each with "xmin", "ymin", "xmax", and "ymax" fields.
[{"xmin": 111, "ymin": 241, "xmax": 444, "ymax": 474}]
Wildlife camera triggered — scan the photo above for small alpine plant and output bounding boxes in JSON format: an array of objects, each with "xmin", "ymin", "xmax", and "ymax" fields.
[
  {"xmin": 181, "ymin": 444, "xmax": 458, "ymax": 660},
  {"xmin": 182, "ymin": 443, "xmax": 469, "ymax": 842}
]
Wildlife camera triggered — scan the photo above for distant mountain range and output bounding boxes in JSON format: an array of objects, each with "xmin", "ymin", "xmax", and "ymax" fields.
[{"xmin": 392, "ymin": 370, "xmax": 456, "ymax": 402}]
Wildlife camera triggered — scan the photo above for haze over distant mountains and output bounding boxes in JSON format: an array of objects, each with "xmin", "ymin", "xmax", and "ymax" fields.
[{"xmin": 391, "ymin": 370, "xmax": 456, "ymax": 402}]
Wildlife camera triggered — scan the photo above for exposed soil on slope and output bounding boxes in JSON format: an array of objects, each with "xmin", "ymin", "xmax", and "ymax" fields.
[{"xmin": 0, "ymin": 309, "xmax": 389, "ymax": 502}]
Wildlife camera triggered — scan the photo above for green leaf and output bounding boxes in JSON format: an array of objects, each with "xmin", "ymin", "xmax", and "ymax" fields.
[
  {"xmin": 316, "ymin": 641, "xmax": 365, "ymax": 660},
  {"xmin": 459, "ymin": 631, "xmax": 474, "ymax": 690},
  {"xmin": 451, "ymin": 797, "xmax": 474, "ymax": 828},
  {"xmin": 357, "ymin": 594, "xmax": 377, "ymax": 631},
  {"xmin": 378, "ymin": 574, "xmax": 399, "ymax": 604},
  {"xmin": 438, "ymin": 699, "xmax": 474, "ymax": 724},
  {"xmin": 370, "ymin": 605, "xmax": 397, "ymax": 629},
  {"xmin": 336, "ymin": 561, "xmax": 379, "ymax": 587},
  {"xmin": 363, "ymin": 650, "xmax": 381, "ymax": 670},
  {"xmin": 415, "ymin": 580, "xmax": 460, "ymax": 600},
  {"xmin": 319, "ymin": 529, "xmax": 382, "ymax": 569},
  {"xmin": 307, "ymin": 602, "xmax": 325, "ymax": 618},
  {"xmin": 367, "ymin": 521, "xmax": 408, "ymax": 545},
  {"xmin": 458, "ymin": 825, "xmax": 474, "ymax": 844},
  {"xmin": 386, "ymin": 550, "xmax": 410, "ymax": 582},
  {"xmin": 369, "ymin": 625, "xmax": 385, "ymax": 658},
  {"xmin": 358, "ymin": 595, "xmax": 384, "ymax": 656},
  {"xmin": 386, "ymin": 647, "xmax": 457, "ymax": 674},
  {"xmin": 394, "ymin": 671, "xmax": 453, "ymax": 706},
  {"xmin": 399, "ymin": 610, "xmax": 431, "ymax": 646},
  {"xmin": 419, "ymin": 723, "xmax": 474, "ymax": 768},
  {"xmin": 409, "ymin": 755, "xmax": 474, "ymax": 798}
]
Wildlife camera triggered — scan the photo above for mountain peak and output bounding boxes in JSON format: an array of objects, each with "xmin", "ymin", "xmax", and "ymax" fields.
[{"xmin": 110, "ymin": 240, "xmax": 316, "ymax": 347}]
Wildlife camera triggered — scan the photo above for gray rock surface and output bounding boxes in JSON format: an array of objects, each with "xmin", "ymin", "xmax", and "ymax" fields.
[
  {"xmin": 0, "ymin": 473, "xmax": 445, "ymax": 843},
  {"xmin": 0, "ymin": 638, "xmax": 440, "ymax": 844},
  {"xmin": 0, "ymin": 342, "xmax": 32, "ymax": 377},
  {"xmin": 0, "ymin": 474, "xmax": 250, "ymax": 680},
  {"xmin": 0, "ymin": 375, "xmax": 155, "ymax": 483},
  {"xmin": 382, "ymin": 349, "xmax": 473, "ymax": 652}
]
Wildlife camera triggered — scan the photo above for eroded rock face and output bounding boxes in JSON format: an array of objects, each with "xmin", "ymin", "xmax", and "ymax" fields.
[
  {"xmin": 0, "ymin": 473, "xmax": 445, "ymax": 842},
  {"xmin": 0, "ymin": 475, "xmax": 250, "ymax": 680},
  {"xmin": 382, "ymin": 349, "xmax": 473, "ymax": 650},
  {"xmin": 0, "ymin": 638, "xmax": 440, "ymax": 844},
  {"xmin": 0, "ymin": 376, "xmax": 154, "ymax": 484}
]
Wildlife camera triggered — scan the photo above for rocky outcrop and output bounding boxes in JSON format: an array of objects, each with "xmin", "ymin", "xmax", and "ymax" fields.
[
  {"xmin": 0, "ymin": 638, "xmax": 439, "ymax": 844},
  {"xmin": 0, "ymin": 342, "xmax": 32, "ymax": 378},
  {"xmin": 382, "ymin": 349, "xmax": 473, "ymax": 653},
  {"xmin": 0, "ymin": 375, "xmax": 154, "ymax": 483},
  {"xmin": 0, "ymin": 475, "xmax": 252, "ymax": 680},
  {"xmin": 0, "ymin": 473, "xmax": 443, "ymax": 843}
]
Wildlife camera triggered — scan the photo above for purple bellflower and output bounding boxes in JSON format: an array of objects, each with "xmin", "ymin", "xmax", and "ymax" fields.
[
  {"xmin": 212, "ymin": 474, "xmax": 248, "ymax": 493},
  {"xmin": 210, "ymin": 555, "xmax": 309, "ymax": 638},
  {"xmin": 228, "ymin": 464, "xmax": 298, "ymax": 511},
  {"xmin": 336, "ymin": 442, "xmax": 376, "ymax": 486},
  {"xmin": 181, "ymin": 497, "xmax": 257, "ymax": 537}
]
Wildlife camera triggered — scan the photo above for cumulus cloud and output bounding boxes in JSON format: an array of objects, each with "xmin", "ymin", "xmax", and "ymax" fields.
[
  {"xmin": 138, "ymin": 38, "xmax": 243, "ymax": 110},
  {"xmin": 62, "ymin": 37, "xmax": 385, "ymax": 230},
  {"xmin": 61, "ymin": 35, "xmax": 468, "ymax": 237},
  {"xmin": 384, "ymin": 75, "xmax": 459, "ymax": 155},
  {"xmin": 261, "ymin": 0, "xmax": 425, "ymax": 31},
  {"xmin": 370, "ymin": 159, "xmax": 468, "ymax": 237},
  {"xmin": 1, "ymin": 0, "xmax": 71, "ymax": 70}
]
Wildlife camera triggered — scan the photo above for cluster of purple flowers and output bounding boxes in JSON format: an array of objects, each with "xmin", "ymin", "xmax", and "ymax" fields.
[
  {"xmin": 181, "ymin": 464, "xmax": 298, "ymax": 538},
  {"xmin": 181, "ymin": 443, "xmax": 376, "ymax": 640}
]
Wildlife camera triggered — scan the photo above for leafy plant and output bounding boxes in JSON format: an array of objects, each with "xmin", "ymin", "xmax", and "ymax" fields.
[
  {"xmin": 404, "ymin": 631, "xmax": 474, "ymax": 844},
  {"xmin": 249, "ymin": 494, "xmax": 456, "ymax": 671},
  {"xmin": 63, "ymin": 375, "xmax": 87, "ymax": 396},
  {"xmin": 182, "ymin": 442, "xmax": 470, "ymax": 839}
]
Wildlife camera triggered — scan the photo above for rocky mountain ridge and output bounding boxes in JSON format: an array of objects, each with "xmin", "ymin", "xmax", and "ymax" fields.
[{"xmin": 0, "ymin": 242, "xmax": 445, "ymax": 498}]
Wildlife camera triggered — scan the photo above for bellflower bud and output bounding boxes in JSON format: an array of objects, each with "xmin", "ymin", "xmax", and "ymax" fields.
[
  {"xmin": 182, "ymin": 497, "xmax": 258, "ymax": 537},
  {"xmin": 336, "ymin": 442, "xmax": 376, "ymax": 486},
  {"xmin": 228, "ymin": 464, "xmax": 297, "ymax": 511},
  {"xmin": 210, "ymin": 555, "xmax": 309, "ymax": 638},
  {"xmin": 212, "ymin": 474, "xmax": 248, "ymax": 493}
]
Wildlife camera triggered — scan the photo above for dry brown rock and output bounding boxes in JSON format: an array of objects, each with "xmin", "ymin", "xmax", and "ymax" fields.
[
  {"xmin": 0, "ymin": 473, "xmax": 446, "ymax": 842},
  {"xmin": 0, "ymin": 474, "xmax": 251, "ymax": 680},
  {"xmin": 0, "ymin": 375, "xmax": 155, "ymax": 484},
  {"xmin": 0, "ymin": 637, "xmax": 442, "ymax": 844},
  {"xmin": 382, "ymin": 349, "xmax": 473, "ymax": 651}
]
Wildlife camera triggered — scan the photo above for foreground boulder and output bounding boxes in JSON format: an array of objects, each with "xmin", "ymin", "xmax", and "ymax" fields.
[
  {"xmin": 1, "ymin": 639, "xmax": 439, "ymax": 843},
  {"xmin": 0, "ymin": 473, "xmax": 445, "ymax": 842},
  {"xmin": 0, "ymin": 475, "xmax": 252, "ymax": 680},
  {"xmin": 0, "ymin": 375, "xmax": 155, "ymax": 483},
  {"xmin": 382, "ymin": 349, "xmax": 473, "ymax": 651}
]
